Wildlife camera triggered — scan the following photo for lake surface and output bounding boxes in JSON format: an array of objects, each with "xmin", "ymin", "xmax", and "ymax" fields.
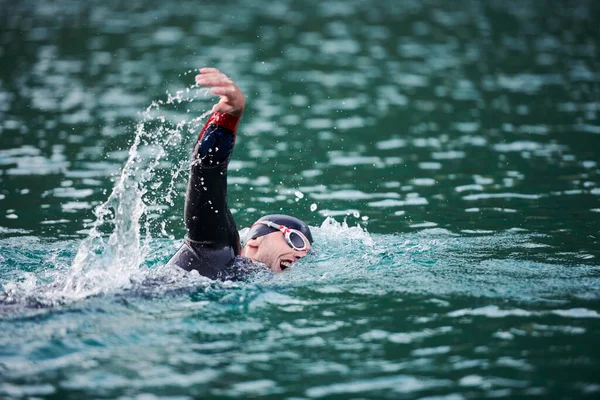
[{"xmin": 1, "ymin": 0, "xmax": 599, "ymax": 398}]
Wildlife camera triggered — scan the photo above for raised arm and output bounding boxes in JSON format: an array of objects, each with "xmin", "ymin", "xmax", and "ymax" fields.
[{"xmin": 184, "ymin": 68, "xmax": 245, "ymax": 250}]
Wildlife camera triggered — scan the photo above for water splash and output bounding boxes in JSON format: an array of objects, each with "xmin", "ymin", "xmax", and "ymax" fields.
[
  {"xmin": 319, "ymin": 216, "xmax": 374, "ymax": 247},
  {"xmin": 59, "ymin": 85, "xmax": 213, "ymax": 300}
]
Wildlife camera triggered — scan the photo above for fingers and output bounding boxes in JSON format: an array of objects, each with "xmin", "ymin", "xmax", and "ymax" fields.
[
  {"xmin": 195, "ymin": 68, "xmax": 232, "ymax": 87},
  {"xmin": 199, "ymin": 67, "xmax": 220, "ymax": 74},
  {"xmin": 195, "ymin": 74, "xmax": 231, "ymax": 87},
  {"xmin": 209, "ymin": 86, "xmax": 236, "ymax": 96}
]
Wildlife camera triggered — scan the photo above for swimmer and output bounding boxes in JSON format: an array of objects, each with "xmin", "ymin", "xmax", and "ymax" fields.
[{"xmin": 168, "ymin": 68, "xmax": 313, "ymax": 280}]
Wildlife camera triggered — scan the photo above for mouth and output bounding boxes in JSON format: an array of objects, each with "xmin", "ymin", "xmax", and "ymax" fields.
[{"xmin": 280, "ymin": 260, "xmax": 293, "ymax": 271}]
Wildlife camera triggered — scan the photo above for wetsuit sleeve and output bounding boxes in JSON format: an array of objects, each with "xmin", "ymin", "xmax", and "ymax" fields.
[{"xmin": 184, "ymin": 111, "xmax": 242, "ymax": 253}]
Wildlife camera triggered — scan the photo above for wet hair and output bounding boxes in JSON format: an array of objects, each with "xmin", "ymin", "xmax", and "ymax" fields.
[{"xmin": 246, "ymin": 214, "xmax": 313, "ymax": 244}]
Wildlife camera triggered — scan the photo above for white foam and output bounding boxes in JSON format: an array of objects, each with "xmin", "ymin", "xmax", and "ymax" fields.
[
  {"xmin": 448, "ymin": 305, "xmax": 533, "ymax": 318},
  {"xmin": 376, "ymin": 138, "xmax": 407, "ymax": 150},
  {"xmin": 551, "ymin": 308, "xmax": 600, "ymax": 318},
  {"xmin": 311, "ymin": 190, "xmax": 400, "ymax": 201},
  {"xmin": 463, "ymin": 193, "xmax": 543, "ymax": 201}
]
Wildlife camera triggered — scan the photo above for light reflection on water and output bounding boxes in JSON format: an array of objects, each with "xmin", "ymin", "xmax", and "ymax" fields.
[
  {"xmin": 1, "ymin": 0, "xmax": 599, "ymax": 240},
  {"xmin": 1, "ymin": 0, "xmax": 600, "ymax": 397}
]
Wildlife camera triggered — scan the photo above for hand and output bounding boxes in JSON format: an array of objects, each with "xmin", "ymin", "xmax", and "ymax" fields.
[{"xmin": 195, "ymin": 68, "xmax": 245, "ymax": 117}]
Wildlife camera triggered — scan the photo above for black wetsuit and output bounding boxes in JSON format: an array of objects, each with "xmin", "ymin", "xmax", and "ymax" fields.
[{"xmin": 168, "ymin": 112, "xmax": 260, "ymax": 280}]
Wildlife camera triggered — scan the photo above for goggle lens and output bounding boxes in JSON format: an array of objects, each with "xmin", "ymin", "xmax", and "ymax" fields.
[{"xmin": 288, "ymin": 231, "xmax": 307, "ymax": 250}]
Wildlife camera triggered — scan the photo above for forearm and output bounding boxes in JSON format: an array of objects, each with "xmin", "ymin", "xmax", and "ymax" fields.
[
  {"xmin": 184, "ymin": 112, "xmax": 240, "ymax": 244},
  {"xmin": 194, "ymin": 112, "xmax": 239, "ymax": 167}
]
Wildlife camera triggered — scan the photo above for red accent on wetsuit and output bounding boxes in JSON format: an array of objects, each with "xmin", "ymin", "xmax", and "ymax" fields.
[{"xmin": 198, "ymin": 112, "xmax": 240, "ymax": 141}]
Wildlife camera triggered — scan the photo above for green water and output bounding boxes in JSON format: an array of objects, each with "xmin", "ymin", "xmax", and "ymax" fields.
[{"xmin": 1, "ymin": 0, "xmax": 599, "ymax": 398}]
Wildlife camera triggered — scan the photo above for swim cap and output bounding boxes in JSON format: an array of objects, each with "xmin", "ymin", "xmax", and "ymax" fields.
[{"xmin": 246, "ymin": 214, "xmax": 313, "ymax": 244}]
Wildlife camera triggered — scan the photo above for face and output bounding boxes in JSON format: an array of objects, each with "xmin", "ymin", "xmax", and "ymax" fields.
[{"xmin": 243, "ymin": 231, "xmax": 310, "ymax": 272}]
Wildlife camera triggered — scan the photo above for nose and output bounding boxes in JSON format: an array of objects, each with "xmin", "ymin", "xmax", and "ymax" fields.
[{"xmin": 294, "ymin": 250, "xmax": 307, "ymax": 259}]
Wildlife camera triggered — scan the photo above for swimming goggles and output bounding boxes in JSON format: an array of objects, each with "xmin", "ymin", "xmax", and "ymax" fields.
[{"xmin": 252, "ymin": 220, "xmax": 311, "ymax": 252}]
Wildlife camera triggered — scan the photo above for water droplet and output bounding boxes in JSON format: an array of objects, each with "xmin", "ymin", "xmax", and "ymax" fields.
[{"xmin": 310, "ymin": 203, "xmax": 317, "ymax": 212}]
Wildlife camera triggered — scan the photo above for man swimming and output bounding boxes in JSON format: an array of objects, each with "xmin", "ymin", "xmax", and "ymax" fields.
[{"xmin": 168, "ymin": 68, "xmax": 313, "ymax": 280}]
